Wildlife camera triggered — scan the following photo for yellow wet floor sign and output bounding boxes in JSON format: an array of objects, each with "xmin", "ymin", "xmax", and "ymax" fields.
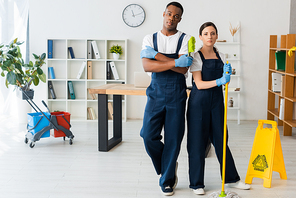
[{"xmin": 245, "ymin": 120, "xmax": 287, "ymax": 188}]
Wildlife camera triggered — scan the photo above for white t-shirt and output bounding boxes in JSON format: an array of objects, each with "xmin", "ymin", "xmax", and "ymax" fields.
[
  {"xmin": 142, "ymin": 30, "xmax": 191, "ymax": 55},
  {"xmin": 142, "ymin": 31, "xmax": 191, "ymax": 77},
  {"xmin": 189, "ymin": 51, "xmax": 226, "ymax": 73}
]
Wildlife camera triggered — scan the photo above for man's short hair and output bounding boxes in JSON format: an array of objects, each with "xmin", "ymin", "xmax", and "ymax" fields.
[{"xmin": 166, "ymin": 2, "xmax": 183, "ymax": 14}]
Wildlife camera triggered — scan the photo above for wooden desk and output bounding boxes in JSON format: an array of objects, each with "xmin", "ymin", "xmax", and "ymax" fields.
[{"xmin": 89, "ymin": 84, "xmax": 146, "ymax": 151}]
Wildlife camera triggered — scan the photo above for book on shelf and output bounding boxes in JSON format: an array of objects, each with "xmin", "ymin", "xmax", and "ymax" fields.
[
  {"xmin": 48, "ymin": 81, "xmax": 56, "ymax": 99},
  {"xmin": 271, "ymin": 72, "xmax": 282, "ymax": 92},
  {"xmin": 87, "ymin": 61, "xmax": 92, "ymax": 79},
  {"xmin": 87, "ymin": 88, "xmax": 97, "ymax": 100},
  {"xmin": 108, "ymin": 102, "xmax": 113, "ymax": 120},
  {"xmin": 91, "ymin": 41, "xmax": 101, "ymax": 59},
  {"xmin": 68, "ymin": 47, "xmax": 75, "ymax": 59},
  {"xmin": 109, "ymin": 61, "xmax": 119, "ymax": 80},
  {"xmin": 106, "ymin": 61, "xmax": 111, "ymax": 80},
  {"xmin": 48, "ymin": 40, "xmax": 53, "ymax": 59},
  {"xmin": 77, "ymin": 61, "xmax": 86, "ymax": 79},
  {"xmin": 279, "ymin": 98, "xmax": 285, "ymax": 120},
  {"xmin": 48, "ymin": 67, "xmax": 56, "ymax": 79},
  {"xmin": 87, "ymin": 107, "xmax": 96, "ymax": 120},
  {"xmin": 87, "ymin": 40, "xmax": 93, "ymax": 59},
  {"xmin": 68, "ymin": 81, "xmax": 76, "ymax": 99}
]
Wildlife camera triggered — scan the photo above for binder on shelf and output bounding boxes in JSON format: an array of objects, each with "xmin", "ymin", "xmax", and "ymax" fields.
[
  {"xmin": 87, "ymin": 107, "xmax": 96, "ymax": 120},
  {"xmin": 281, "ymin": 75, "xmax": 285, "ymax": 96},
  {"xmin": 77, "ymin": 61, "xmax": 86, "ymax": 79},
  {"xmin": 87, "ymin": 40, "xmax": 93, "ymax": 59},
  {"xmin": 279, "ymin": 98, "xmax": 285, "ymax": 120},
  {"xmin": 68, "ymin": 81, "xmax": 76, "ymax": 99},
  {"xmin": 87, "ymin": 107, "xmax": 93, "ymax": 120},
  {"xmin": 108, "ymin": 102, "xmax": 113, "ymax": 120},
  {"xmin": 48, "ymin": 40, "xmax": 53, "ymax": 59},
  {"xmin": 271, "ymin": 72, "xmax": 282, "ymax": 92},
  {"xmin": 275, "ymin": 51, "xmax": 286, "ymax": 71},
  {"xmin": 48, "ymin": 81, "xmax": 56, "ymax": 99},
  {"xmin": 48, "ymin": 67, "xmax": 56, "ymax": 79},
  {"xmin": 68, "ymin": 47, "xmax": 75, "ymax": 59},
  {"xmin": 87, "ymin": 61, "xmax": 92, "ymax": 79},
  {"xmin": 106, "ymin": 61, "xmax": 111, "ymax": 80},
  {"xmin": 91, "ymin": 41, "xmax": 101, "ymax": 59},
  {"xmin": 109, "ymin": 61, "xmax": 119, "ymax": 80}
]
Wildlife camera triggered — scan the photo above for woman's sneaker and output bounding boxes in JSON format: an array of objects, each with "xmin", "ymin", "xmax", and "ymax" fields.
[
  {"xmin": 161, "ymin": 186, "xmax": 174, "ymax": 196},
  {"xmin": 193, "ymin": 188, "xmax": 205, "ymax": 195},
  {"xmin": 228, "ymin": 180, "xmax": 251, "ymax": 190}
]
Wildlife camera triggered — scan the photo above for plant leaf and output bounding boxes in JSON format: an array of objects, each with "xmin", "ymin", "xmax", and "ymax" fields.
[
  {"xmin": 7, "ymin": 71, "xmax": 16, "ymax": 85},
  {"xmin": 16, "ymin": 73, "xmax": 24, "ymax": 85},
  {"xmin": 33, "ymin": 76, "xmax": 39, "ymax": 86},
  {"xmin": 1, "ymin": 71, "xmax": 4, "ymax": 77},
  {"xmin": 5, "ymin": 79, "xmax": 9, "ymax": 88},
  {"xmin": 39, "ymin": 73, "xmax": 46, "ymax": 83},
  {"xmin": 40, "ymin": 53, "xmax": 46, "ymax": 60},
  {"xmin": 37, "ymin": 68, "xmax": 43, "ymax": 75},
  {"xmin": 33, "ymin": 53, "xmax": 39, "ymax": 59}
]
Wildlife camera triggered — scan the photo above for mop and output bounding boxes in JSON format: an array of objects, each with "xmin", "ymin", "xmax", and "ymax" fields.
[{"xmin": 208, "ymin": 62, "xmax": 240, "ymax": 198}]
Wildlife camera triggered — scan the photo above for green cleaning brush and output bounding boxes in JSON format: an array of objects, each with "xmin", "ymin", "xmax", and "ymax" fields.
[{"xmin": 188, "ymin": 36, "xmax": 196, "ymax": 57}]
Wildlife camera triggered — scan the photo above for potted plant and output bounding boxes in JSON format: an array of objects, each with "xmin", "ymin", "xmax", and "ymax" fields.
[
  {"xmin": 0, "ymin": 38, "xmax": 46, "ymax": 100},
  {"xmin": 109, "ymin": 44, "xmax": 123, "ymax": 60}
]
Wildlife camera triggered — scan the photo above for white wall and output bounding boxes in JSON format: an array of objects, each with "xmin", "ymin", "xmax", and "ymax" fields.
[{"xmin": 29, "ymin": 0, "xmax": 290, "ymax": 120}]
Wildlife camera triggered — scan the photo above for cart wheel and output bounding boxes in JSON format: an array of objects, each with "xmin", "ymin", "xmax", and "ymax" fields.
[
  {"xmin": 63, "ymin": 137, "xmax": 66, "ymax": 141},
  {"xmin": 24, "ymin": 138, "xmax": 28, "ymax": 144},
  {"xmin": 69, "ymin": 139, "xmax": 73, "ymax": 145},
  {"xmin": 29, "ymin": 142, "xmax": 35, "ymax": 148}
]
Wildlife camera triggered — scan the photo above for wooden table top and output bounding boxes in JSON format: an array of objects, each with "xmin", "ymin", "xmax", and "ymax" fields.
[
  {"xmin": 88, "ymin": 84, "xmax": 147, "ymax": 96},
  {"xmin": 89, "ymin": 84, "xmax": 191, "ymax": 96}
]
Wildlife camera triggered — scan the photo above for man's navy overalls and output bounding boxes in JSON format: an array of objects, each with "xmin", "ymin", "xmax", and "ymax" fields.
[
  {"xmin": 140, "ymin": 32, "xmax": 187, "ymax": 188},
  {"xmin": 187, "ymin": 50, "xmax": 240, "ymax": 189}
]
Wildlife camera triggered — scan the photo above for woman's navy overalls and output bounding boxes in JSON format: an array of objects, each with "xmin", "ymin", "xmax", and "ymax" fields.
[
  {"xmin": 140, "ymin": 32, "xmax": 187, "ymax": 188},
  {"xmin": 187, "ymin": 50, "xmax": 240, "ymax": 189}
]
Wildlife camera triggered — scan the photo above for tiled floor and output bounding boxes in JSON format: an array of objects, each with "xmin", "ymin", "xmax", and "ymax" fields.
[{"xmin": 0, "ymin": 117, "xmax": 295, "ymax": 198}]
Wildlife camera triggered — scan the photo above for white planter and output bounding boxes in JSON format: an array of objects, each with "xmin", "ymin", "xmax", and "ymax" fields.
[{"xmin": 112, "ymin": 53, "xmax": 120, "ymax": 60}]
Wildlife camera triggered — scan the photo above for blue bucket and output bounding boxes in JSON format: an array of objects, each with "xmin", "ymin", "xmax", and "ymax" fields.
[{"xmin": 27, "ymin": 112, "xmax": 51, "ymax": 138}]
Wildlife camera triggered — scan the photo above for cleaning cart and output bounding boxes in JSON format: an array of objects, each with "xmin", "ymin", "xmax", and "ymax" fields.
[{"xmin": 22, "ymin": 89, "xmax": 74, "ymax": 148}]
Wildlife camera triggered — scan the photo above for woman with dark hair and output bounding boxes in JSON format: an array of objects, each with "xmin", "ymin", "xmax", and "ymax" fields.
[{"xmin": 186, "ymin": 22, "xmax": 251, "ymax": 195}]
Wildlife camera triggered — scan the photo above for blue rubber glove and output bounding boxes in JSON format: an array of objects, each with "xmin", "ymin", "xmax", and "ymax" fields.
[
  {"xmin": 216, "ymin": 73, "xmax": 231, "ymax": 87},
  {"xmin": 223, "ymin": 62, "xmax": 232, "ymax": 74},
  {"xmin": 175, "ymin": 54, "xmax": 193, "ymax": 67},
  {"xmin": 140, "ymin": 46, "xmax": 158, "ymax": 59}
]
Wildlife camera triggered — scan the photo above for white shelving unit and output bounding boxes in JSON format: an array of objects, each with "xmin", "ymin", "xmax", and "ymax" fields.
[
  {"xmin": 216, "ymin": 33, "xmax": 241, "ymax": 124},
  {"xmin": 46, "ymin": 39, "xmax": 127, "ymax": 122}
]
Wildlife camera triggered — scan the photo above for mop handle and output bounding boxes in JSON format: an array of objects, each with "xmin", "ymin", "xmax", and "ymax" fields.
[{"xmin": 221, "ymin": 62, "xmax": 229, "ymax": 196}]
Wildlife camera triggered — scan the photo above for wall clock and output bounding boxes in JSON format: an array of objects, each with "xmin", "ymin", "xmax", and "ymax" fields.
[{"xmin": 122, "ymin": 4, "xmax": 145, "ymax": 28}]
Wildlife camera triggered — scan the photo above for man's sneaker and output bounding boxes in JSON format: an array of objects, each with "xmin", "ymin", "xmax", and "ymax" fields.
[
  {"xmin": 161, "ymin": 186, "xmax": 174, "ymax": 196},
  {"xmin": 228, "ymin": 180, "xmax": 251, "ymax": 190},
  {"xmin": 193, "ymin": 188, "xmax": 205, "ymax": 195},
  {"xmin": 172, "ymin": 162, "xmax": 178, "ymax": 189}
]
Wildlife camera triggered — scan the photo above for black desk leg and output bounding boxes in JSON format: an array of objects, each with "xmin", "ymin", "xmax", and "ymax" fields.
[{"xmin": 98, "ymin": 94, "xmax": 122, "ymax": 151}]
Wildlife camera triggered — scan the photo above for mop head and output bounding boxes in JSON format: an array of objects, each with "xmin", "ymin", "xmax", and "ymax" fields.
[
  {"xmin": 208, "ymin": 190, "xmax": 240, "ymax": 198},
  {"xmin": 188, "ymin": 36, "xmax": 196, "ymax": 57}
]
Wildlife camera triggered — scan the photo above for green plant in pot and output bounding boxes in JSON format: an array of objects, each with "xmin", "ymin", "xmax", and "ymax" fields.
[
  {"xmin": 0, "ymin": 38, "xmax": 46, "ymax": 99},
  {"xmin": 109, "ymin": 44, "xmax": 122, "ymax": 60}
]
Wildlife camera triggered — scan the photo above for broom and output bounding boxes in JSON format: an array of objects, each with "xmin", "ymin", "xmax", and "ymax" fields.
[
  {"xmin": 208, "ymin": 62, "xmax": 240, "ymax": 198},
  {"xmin": 188, "ymin": 36, "xmax": 196, "ymax": 57}
]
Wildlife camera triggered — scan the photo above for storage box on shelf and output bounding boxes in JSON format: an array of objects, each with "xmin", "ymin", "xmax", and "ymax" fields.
[
  {"xmin": 267, "ymin": 34, "xmax": 296, "ymax": 136},
  {"xmin": 47, "ymin": 39, "xmax": 127, "ymax": 121},
  {"xmin": 216, "ymin": 40, "xmax": 241, "ymax": 124}
]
